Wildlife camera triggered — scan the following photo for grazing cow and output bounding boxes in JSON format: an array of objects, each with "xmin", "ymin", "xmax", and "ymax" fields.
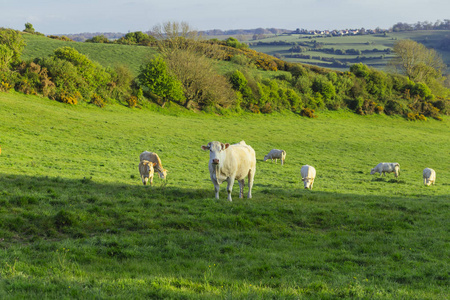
[
  {"xmin": 264, "ymin": 149, "xmax": 286, "ymax": 165},
  {"xmin": 201, "ymin": 140, "xmax": 256, "ymax": 201},
  {"xmin": 423, "ymin": 168, "xmax": 436, "ymax": 186},
  {"xmin": 139, "ymin": 160, "xmax": 157, "ymax": 186},
  {"xmin": 370, "ymin": 162, "xmax": 400, "ymax": 178},
  {"xmin": 301, "ymin": 165, "xmax": 316, "ymax": 189},
  {"xmin": 139, "ymin": 151, "xmax": 168, "ymax": 179}
]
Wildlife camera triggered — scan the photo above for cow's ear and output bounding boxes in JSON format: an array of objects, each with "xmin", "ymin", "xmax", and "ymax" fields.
[
  {"xmin": 152, "ymin": 162, "xmax": 157, "ymax": 166},
  {"xmin": 301, "ymin": 178, "xmax": 305, "ymax": 181},
  {"xmin": 201, "ymin": 145, "xmax": 210, "ymax": 151},
  {"xmin": 224, "ymin": 143, "xmax": 230, "ymax": 149}
]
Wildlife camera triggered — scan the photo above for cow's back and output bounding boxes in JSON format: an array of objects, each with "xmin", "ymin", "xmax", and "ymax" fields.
[
  {"xmin": 140, "ymin": 151, "xmax": 161, "ymax": 165},
  {"xmin": 224, "ymin": 144, "xmax": 256, "ymax": 180},
  {"xmin": 301, "ymin": 165, "xmax": 316, "ymax": 178}
]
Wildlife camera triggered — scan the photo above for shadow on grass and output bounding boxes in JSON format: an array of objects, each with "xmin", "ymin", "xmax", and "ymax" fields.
[{"xmin": 371, "ymin": 177, "xmax": 407, "ymax": 184}]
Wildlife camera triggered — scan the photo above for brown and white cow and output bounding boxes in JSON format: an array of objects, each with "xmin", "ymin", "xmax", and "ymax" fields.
[
  {"xmin": 201, "ymin": 140, "xmax": 256, "ymax": 201},
  {"xmin": 139, "ymin": 160, "xmax": 157, "ymax": 186},
  {"xmin": 139, "ymin": 151, "xmax": 168, "ymax": 179}
]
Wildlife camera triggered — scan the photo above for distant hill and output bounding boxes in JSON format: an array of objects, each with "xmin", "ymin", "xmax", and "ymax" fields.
[{"xmin": 247, "ymin": 30, "xmax": 450, "ymax": 72}]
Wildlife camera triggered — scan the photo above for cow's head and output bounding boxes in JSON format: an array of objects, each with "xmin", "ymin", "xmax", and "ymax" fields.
[
  {"xmin": 263, "ymin": 155, "xmax": 269, "ymax": 162},
  {"xmin": 159, "ymin": 168, "xmax": 167, "ymax": 179},
  {"xmin": 370, "ymin": 168, "xmax": 376, "ymax": 175},
  {"xmin": 139, "ymin": 161, "xmax": 156, "ymax": 185},
  {"xmin": 302, "ymin": 177, "xmax": 313, "ymax": 189},
  {"xmin": 202, "ymin": 141, "xmax": 230, "ymax": 166},
  {"xmin": 394, "ymin": 164, "xmax": 400, "ymax": 177}
]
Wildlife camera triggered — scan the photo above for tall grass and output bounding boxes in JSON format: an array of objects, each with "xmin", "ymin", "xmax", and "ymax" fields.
[{"xmin": 0, "ymin": 91, "xmax": 449, "ymax": 298}]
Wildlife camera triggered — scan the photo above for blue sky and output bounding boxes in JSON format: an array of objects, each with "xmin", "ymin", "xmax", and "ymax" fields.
[{"xmin": 1, "ymin": 0, "xmax": 448, "ymax": 34}]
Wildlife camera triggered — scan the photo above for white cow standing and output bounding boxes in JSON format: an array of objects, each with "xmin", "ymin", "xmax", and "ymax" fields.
[
  {"xmin": 370, "ymin": 162, "xmax": 400, "ymax": 178},
  {"xmin": 301, "ymin": 165, "xmax": 316, "ymax": 189},
  {"xmin": 201, "ymin": 140, "xmax": 256, "ymax": 201},
  {"xmin": 264, "ymin": 149, "xmax": 286, "ymax": 165},
  {"xmin": 423, "ymin": 168, "xmax": 436, "ymax": 186}
]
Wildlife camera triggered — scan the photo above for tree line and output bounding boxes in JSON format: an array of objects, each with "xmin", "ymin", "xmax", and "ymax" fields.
[
  {"xmin": 0, "ymin": 23, "xmax": 449, "ymax": 121},
  {"xmin": 392, "ymin": 19, "xmax": 450, "ymax": 32}
]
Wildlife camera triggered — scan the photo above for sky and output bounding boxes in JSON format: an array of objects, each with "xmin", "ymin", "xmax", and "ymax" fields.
[{"xmin": 1, "ymin": 0, "xmax": 449, "ymax": 35}]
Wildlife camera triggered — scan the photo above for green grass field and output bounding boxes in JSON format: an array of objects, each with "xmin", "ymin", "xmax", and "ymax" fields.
[
  {"xmin": 21, "ymin": 34, "xmax": 158, "ymax": 76},
  {"xmin": 249, "ymin": 30, "xmax": 450, "ymax": 72},
  {"xmin": 0, "ymin": 91, "xmax": 449, "ymax": 298}
]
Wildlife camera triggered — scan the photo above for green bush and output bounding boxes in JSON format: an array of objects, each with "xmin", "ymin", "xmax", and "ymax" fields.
[
  {"xmin": 53, "ymin": 47, "xmax": 111, "ymax": 88},
  {"xmin": 0, "ymin": 28, "xmax": 26, "ymax": 63},
  {"xmin": 138, "ymin": 56, "xmax": 185, "ymax": 105},
  {"xmin": 385, "ymin": 99, "xmax": 408, "ymax": 115}
]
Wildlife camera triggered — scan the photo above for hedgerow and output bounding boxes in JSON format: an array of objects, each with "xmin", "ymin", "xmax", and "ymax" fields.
[{"xmin": 1, "ymin": 28, "xmax": 449, "ymax": 119}]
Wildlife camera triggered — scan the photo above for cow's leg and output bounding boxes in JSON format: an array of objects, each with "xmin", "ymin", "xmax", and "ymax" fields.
[
  {"xmin": 247, "ymin": 169, "xmax": 255, "ymax": 199},
  {"xmin": 150, "ymin": 175, "xmax": 153, "ymax": 186},
  {"xmin": 226, "ymin": 177, "xmax": 235, "ymax": 202},
  {"xmin": 212, "ymin": 179, "xmax": 220, "ymax": 199},
  {"xmin": 238, "ymin": 179, "xmax": 245, "ymax": 198},
  {"xmin": 310, "ymin": 179, "xmax": 314, "ymax": 190}
]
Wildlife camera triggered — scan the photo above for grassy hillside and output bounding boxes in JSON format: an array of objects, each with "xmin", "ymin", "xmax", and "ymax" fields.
[
  {"xmin": 0, "ymin": 91, "xmax": 448, "ymax": 298},
  {"xmin": 21, "ymin": 34, "xmax": 158, "ymax": 76},
  {"xmin": 249, "ymin": 30, "xmax": 450, "ymax": 72}
]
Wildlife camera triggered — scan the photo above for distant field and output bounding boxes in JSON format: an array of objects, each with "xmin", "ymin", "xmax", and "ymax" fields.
[
  {"xmin": 21, "ymin": 34, "xmax": 158, "ymax": 75},
  {"xmin": 248, "ymin": 30, "xmax": 450, "ymax": 72},
  {"xmin": 0, "ymin": 91, "xmax": 448, "ymax": 298}
]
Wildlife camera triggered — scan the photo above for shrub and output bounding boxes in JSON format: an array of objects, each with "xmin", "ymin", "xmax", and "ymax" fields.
[
  {"xmin": 229, "ymin": 70, "xmax": 248, "ymax": 91},
  {"xmin": 301, "ymin": 107, "xmax": 317, "ymax": 118},
  {"xmin": 375, "ymin": 105, "xmax": 384, "ymax": 114},
  {"xmin": 432, "ymin": 99, "xmax": 449, "ymax": 115},
  {"xmin": 385, "ymin": 99, "xmax": 408, "ymax": 115},
  {"xmin": 0, "ymin": 44, "xmax": 14, "ymax": 70},
  {"xmin": 138, "ymin": 56, "xmax": 185, "ymax": 106},
  {"xmin": 126, "ymin": 96, "xmax": 138, "ymax": 108},
  {"xmin": 85, "ymin": 35, "xmax": 110, "ymax": 43},
  {"xmin": 0, "ymin": 28, "xmax": 26, "ymax": 63},
  {"xmin": 90, "ymin": 93, "xmax": 106, "ymax": 108},
  {"xmin": 60, "ymin": 92, "xmax": 78, "ymax": 105},
  {"xmin": 53, "ymin": 47, "xmax": 111, "ymax": 88},
  {"xmin": 407, "ymin": 113, "xmax": 427, "ymax": 121},
  {"xmin": 260, "ymin": 102, "xmax": 273, "ymax": 114},
  {"xmin": 0, "ymin": 81, "xmax": 12, "ymax": 92}
]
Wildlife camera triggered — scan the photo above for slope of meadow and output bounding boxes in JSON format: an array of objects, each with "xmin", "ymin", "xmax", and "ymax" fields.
[
  {"xmin": 0, "ymin": 91, "xmax": 448, "ymax": 298},
  {"xmin": 21, "ymin": 34, "xmax": 158, "ymax": 76}
]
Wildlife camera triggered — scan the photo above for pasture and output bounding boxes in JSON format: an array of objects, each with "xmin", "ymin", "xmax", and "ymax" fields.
[
  {"xmin": 0, "ymin": 91, "xmax": 449, "ymax": 298},
  {"xmin": 21, "ymin": 34, "xmax": 158, "ymax": 76},
  {"xmin": 249, "ymin": 30, "xmax": 450, "ymax": 72}
]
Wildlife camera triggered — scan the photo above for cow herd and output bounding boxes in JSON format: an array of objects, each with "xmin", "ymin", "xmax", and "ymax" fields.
[{"xmin": 138, "ymin": 141, "xmax": 437, "ymax": 201}]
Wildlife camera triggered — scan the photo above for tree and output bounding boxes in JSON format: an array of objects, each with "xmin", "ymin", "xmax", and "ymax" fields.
[
  {"xmin": 390, "ymin": 39, "xmax": 446, "ymax": 84},
  {"xmin": 0, "ymin": 44, "xmax": 13, "ymax": 70},
  {"xmin": 0, "ymin": 28, "xmax": 26, "ymax": 63},
  {"xmin": 138, "ymin": 56, "xmax": 185, "ymax": 106},
  {"xmin": 24, "ymin": 22, "xmax": 35, "ymax": 34},
  {"xmin": 148, "ymin": 22, "xmax": 233, "ymax": 108},
  {"xmin": 150, "ymin": 21, "xmax": 225, "ymax": 60}
]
